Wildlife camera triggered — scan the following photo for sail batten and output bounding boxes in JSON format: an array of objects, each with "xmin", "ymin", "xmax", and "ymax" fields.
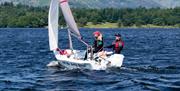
[{"xmin": 48, "ymin": 0, "xmax": 59, "ymax": 50}]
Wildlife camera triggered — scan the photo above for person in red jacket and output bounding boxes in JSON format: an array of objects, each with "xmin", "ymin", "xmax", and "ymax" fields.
[{"xmin": 106, "ymin": 33, "xmax": 124, "ymax": 54}]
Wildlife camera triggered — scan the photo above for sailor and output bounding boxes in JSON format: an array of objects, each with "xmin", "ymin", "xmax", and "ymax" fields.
[
  {"xmin": 93, "ymin": 31, "xmax": 104, "ymax": 53},
  {"xmin": 105, "ymin": 33, "xmax": 124, "ymax": 54},
  {"xmin": 56, "ymin": 48, "xmax": 72, "ymax": 57},
  {"xmin": 84, "ymin": 31, "xmax": 104, "ymax": 60}
]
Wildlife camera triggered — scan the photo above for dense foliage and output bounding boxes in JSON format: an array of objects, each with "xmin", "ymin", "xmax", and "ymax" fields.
[{"xmin": 0, "ymin": 2, "xmax": 180, "ymax": 28}]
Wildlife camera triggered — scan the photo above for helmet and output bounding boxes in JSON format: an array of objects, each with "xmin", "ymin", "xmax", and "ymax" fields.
[{"xmin": 93, "ymin": 31, "xmax": 101, "ymax": 36}]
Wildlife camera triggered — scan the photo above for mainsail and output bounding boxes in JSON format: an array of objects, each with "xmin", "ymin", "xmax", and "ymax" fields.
[
  {"xmin": 48, "ymin": 0, "xmax": 88, "ymax": 51},
  {"xmin": 48, "ymin": 0, "xmax": 59, "ymax": 50},
  {"xmin": 60, "ymin": 0, "xmax": 82, "ymax": 39}
]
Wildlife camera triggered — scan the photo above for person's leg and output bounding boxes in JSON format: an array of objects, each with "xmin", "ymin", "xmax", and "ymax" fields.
[{"xmin": 84, "ymin": 51, "xmax": 87, "ymax": 60}]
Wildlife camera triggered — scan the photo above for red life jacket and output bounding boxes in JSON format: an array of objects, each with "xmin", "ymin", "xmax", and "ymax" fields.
[
  {"xmin": 56, "ymin": 48, "xmax": 68, "ymax": 55},
  {"xmin": 60, "ymin": 50, "xmax": 68, "ymax": 55},
  {"xmin": 115, "ymin": 41, "xmax": 124, "ymax": 48}
]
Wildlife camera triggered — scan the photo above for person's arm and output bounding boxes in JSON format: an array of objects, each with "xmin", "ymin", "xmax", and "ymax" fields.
[
  {"xmin": 119, "ymin": 41, "xmax": 124, "ymax": 50},
  {"xmin": 105, "ymin": 41, "xmax": 115, "ymax": 48},
  {"xmin": 105, "ymin": 44, "xmax": 114, "ymax": 48},
  {"xmin": 93, "ymin": 42, "xmax": 95, "ymax": 48}
]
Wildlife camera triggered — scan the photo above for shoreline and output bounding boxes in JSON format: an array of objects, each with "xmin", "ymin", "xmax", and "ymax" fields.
[
  {"xmin": 0, "ymin": 27, "xmax": 179, "ymax": 29},
  {"xmin": 0, "ymin": 23, "xmax": 179, "ymax": 29},
  {"xmin": 83, "ymin": 22, "xmax": 180, "ymax": 29},
  {"xmin": 0, "ymin": 28, "xmax": 179, "ymax": 30}
]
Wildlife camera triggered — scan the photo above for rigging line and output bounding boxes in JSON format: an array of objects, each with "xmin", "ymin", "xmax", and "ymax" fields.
[{"xmin": 70, "ymin": 33, "xmax": 89, "ymax": 47}]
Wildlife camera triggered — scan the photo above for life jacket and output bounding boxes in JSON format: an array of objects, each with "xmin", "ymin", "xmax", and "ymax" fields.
[
  {"xmin": 60, "ymin": 50, "xmax": 68, "ymax": 55},
  {"xmin": 115, "ymin": 41, "xmax": 124, "ymax": 48},
  {"xmin": 56, "ymin": 48, "xmax": 68, "ymax": 55}
]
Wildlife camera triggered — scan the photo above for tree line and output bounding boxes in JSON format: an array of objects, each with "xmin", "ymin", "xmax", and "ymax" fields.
[{"xmin": 0, "ymin": 2, "xmax": 180, "ymax": 28}]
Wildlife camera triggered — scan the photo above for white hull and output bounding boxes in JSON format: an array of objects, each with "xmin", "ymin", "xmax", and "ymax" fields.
[
  {"xmin": 48, "ymin": 0, "xmax": 124, "ymax": 70},
  {"xmin": 53, "ymin": 50, "xmax": 124, "ymax": 70}
]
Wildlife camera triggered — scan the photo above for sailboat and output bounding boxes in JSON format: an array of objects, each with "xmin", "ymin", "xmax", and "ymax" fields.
[{"xmin": 48, "ymin": 0, "xmax": 124, "ymax": 70}]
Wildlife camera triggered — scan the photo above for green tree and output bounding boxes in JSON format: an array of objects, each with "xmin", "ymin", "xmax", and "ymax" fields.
[
  {"xmin": 117, "ymin": 19, "xmax": 123, "ymax": 27},
  {"xmin": 152, "ymin": 18, "xmax": 165, "ymax": 26},
  {"xmin": 78, "ymin": 17, "xmax": 88, "ymax": 27},
  {"xmin": 0, "ymin": 2, "xmax": 180, "ymax": 28}
]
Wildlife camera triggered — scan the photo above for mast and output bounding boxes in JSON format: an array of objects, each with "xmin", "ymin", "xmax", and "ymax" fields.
[{"xmin": 68, "ymin": 28, "xmax": 73, "ymax": 50}]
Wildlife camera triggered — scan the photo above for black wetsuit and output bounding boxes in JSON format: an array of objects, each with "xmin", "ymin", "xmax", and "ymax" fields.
[
  {"xmin": 106, "ymin": 40, "xmax": 124, "ymax": 54},
  {"xmin": 84, "ymin": 39, "xmax": 103, "ymax": 60},
  {"xmin": 93, "ymin": 39, "xmax": 104, "ymax": 53}
]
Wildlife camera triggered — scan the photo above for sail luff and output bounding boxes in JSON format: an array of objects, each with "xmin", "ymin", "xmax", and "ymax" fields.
[{"xmin": 48, "ymin": 0, "xmax": 59, "ymax": 50}]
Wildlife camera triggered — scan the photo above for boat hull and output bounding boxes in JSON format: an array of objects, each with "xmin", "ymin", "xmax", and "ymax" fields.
[
  {"xmin": 58, "ymin": 60, "xmax": 92, "ymax": 69},
  {"xmin": 55, "ymin": 52, "xmax": 124, "ymax": 70}
]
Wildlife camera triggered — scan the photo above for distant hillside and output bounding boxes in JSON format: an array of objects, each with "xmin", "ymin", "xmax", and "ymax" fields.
[
  {"xmin": 0, "ymin": 0, "xmax": 180, "ymax": 8},
  {"xmin": 0, "ymin": 0, "xmax": 49, "ymax": 6},
  {"xmin": 0, "ymin": 3, "xmax": 180, "ymax": 28}
]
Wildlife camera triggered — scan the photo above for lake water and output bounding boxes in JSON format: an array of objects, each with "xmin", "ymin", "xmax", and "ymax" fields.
[{"xmin": 0, "ymin": 28, "xmax": 180, "ymax": 91}]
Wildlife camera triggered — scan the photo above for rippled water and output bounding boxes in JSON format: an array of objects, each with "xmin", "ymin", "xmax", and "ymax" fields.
[{"xmin": 0, "ymin": 28, "xmax": 180, "ymax": 91}]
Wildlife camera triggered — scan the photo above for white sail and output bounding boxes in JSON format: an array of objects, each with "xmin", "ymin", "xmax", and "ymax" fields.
[
  {"xmin": 48, "ymin": 0, "xmax": 59, "ymax": 50},
  {"xmin": 60, "ymin": 0, "xmax": 81, "ymax": 38}
]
